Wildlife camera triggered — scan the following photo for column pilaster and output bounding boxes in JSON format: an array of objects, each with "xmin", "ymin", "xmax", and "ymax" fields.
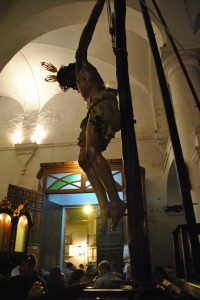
[{"xmin": 161, "ymin": 47, "xmax": 200, "ymax": 220}]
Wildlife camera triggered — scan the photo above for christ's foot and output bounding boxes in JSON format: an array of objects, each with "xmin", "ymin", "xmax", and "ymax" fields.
[
  {"xmin": 99, "ymin": 204, "xmax": 111, "ymax": 235},
  {"xmin": 110, "ymin": 200, "xmax": 127, "ymax": 231}
]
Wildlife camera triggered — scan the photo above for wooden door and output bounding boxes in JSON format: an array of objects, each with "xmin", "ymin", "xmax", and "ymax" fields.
[
  {"xmin": 39, "ymin": 198, "xmax": 63, "ymax": 270},
  {"xmin": 7, "ymin": 184, "xmax": 45, "ymax": 263}
]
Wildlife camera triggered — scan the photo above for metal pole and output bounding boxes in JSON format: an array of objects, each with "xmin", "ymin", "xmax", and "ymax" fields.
[
  {"xmin": 139, "ymin": 0, "xmax": 200, "ymax": 275},
  {"xmin": 114, "ymin": 0, "xmax": 151, "ymax": 283}
]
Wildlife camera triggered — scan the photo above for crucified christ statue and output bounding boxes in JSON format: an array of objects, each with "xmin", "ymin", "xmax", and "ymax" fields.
[{"xmin": 41, "ymin": 0, "xmax": 126, "ymax": 234}]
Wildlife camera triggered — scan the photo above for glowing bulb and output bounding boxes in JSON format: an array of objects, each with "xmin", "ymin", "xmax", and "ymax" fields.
[
  {"xmin": 31, "ymin": 124, "xmax": 46, "ymax": 143},
  {"xmin": 83, "ymin": 205, "xmax": 92, "ymax": 214},
  {"xmin": 12, "ymin": 130, "xmax": 22, "ymax": 144}
]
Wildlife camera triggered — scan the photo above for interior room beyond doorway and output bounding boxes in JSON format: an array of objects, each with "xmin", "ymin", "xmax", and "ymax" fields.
[{"xmin": 64, "ymin": 206, "xmax": 97, "ymax": 268}]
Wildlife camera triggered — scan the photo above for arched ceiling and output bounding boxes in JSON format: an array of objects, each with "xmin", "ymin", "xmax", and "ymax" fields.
[{"xmin": 0, "ymin": 0, "xmax": 199, "ymax": 147}]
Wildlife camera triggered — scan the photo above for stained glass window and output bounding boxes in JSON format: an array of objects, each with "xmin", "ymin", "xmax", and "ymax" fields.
[
  {"xmin": 40, "ymin": 160, "xmax": 124, "ymax": 193},
  {"xmin": 47, "ymin": 173, "xmax": 82, "ymax": 191}
]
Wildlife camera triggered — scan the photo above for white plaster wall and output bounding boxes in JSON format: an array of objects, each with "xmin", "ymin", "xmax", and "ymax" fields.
[{"xmin": 137, "ymin": 138, "xmax": 186, "ymax": 268}]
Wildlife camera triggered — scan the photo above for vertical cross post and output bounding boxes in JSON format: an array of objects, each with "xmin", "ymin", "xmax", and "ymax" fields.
[{"xmin": 114, "ymin": 0, "xmax": 152, "ymax": 283}]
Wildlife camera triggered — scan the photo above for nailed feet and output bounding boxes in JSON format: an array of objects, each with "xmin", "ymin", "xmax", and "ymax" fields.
[
  {"xmin": 99, "ymin": 200, "xmax": 127, "ymax": 234},
  {"xmin": 110, "ymin": 200, "xmax": 127, "ymax": 231}
]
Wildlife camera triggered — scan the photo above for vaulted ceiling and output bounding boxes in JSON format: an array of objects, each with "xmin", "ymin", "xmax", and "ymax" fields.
[{"xmin": 0, "ymin": 0, "xmax": 199, "ymax": 147}]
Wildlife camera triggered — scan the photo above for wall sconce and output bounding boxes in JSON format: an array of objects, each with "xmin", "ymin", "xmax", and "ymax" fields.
[
  {"xmin": 0, "ymin": 197, "xmax": 33, "ymax": 253},
  {"xmin": 0, "ymin": 208, "xmax": 12, "ymax": 252},
  {"xmin": 164, "ymin": 205, "xmax": 184, "ymax": 216}
]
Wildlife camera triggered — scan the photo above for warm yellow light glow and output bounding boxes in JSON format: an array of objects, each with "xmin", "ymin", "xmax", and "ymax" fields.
[
  {"xmin": 105, "ymin": 82, "xmax": 109, "ymax": 88},
  {"xmin": 69, "ymin": 245, "xmax": 75, "ymax": 256},
  {"xmin": 0, "ymin": 213, "xmax": 12, "ymax": 251},
  {"xmin": 78, "ymin": 243, "xmax": 87, "ymax": 256},
  {"xmin": 19, "ymin": 216, "xmax": 28, "ymax": 224},
  {"xmin": 83, "ymin": 205, "xmax": 92, "ymax": 214},
  {"xmin": 6, "ymin": 215, "xmax": 11, "ymax": 223},
  {"xmin": 0, "ymin": 213, "xmax": 11, "ymax": 223},
  {"xmin": 31, "ymin": 124, "xmax": 46, "ymax": 143},
  {"xmin": 12, "ymin": 130, "xmax": 23, "ymax": 144},
  {"xmin": 15, "ymin": 215, "xmax": 28, "ymax": 252}
]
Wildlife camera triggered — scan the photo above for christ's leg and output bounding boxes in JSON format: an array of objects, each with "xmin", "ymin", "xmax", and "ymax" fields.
[
  {"xmin": 78, "ymin": 147, "xmax": 110, "ymax": 234},
  {"xmin": 85, "ymin": 122, "xmax": 126, "ymax": 230}
]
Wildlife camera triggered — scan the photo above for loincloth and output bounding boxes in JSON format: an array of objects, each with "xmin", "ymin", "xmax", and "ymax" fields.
[{"xmin": 77, "ymin": 89, "xmax": 121, "ymax": 151}]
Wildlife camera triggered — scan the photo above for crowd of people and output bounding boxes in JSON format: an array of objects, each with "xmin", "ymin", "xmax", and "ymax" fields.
[
  {"xmin": 1, "ymin": 252, "xmax": 196, "ymax": 300},
  {"xmin": 0, "ymin": 253, "xmax": 131, "ymax": 299}
]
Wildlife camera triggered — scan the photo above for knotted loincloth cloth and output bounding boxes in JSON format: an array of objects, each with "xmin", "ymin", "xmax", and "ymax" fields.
[{"xmin": 77, "ymin": 88, "xmax": 121, "ymax": 151}]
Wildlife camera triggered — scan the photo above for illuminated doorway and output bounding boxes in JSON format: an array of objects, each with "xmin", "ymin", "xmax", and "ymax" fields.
[
  {"xmin": 37, "ymin": 160, "xmax": 126, "ymax": 271},
  {"xmin": 64, "ymin": 206, "xmax": 97, "ymax": 268}
]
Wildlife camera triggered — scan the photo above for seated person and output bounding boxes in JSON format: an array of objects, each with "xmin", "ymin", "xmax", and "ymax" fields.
[
  {"xmin": 46, "ymin": 266, "xmax": 66, "ymax": 294},
  {"xmin": 62, "ymin": 261, "xmax": 75, "ymax": 285},
  {"xmin": 93, "ymin": 260, "xmax": 122, "ymax": 288},
  {"xmin": 152, "ymin": 265, "xmax": 182, "ymax": 297},
  {"xmin": 86, "ymin": 263, "xmax": 98, "ymax": 281},
  {"xmin": 68, "ymin": 268, "xmax": 88, "ymax": 288},
  {"xmin": 5, "ymin": 253, "xmax": 47, "ymax": 300},
  {"xmin": 152, "ymin": 264, "xmax": 175, "ymax": 287}
]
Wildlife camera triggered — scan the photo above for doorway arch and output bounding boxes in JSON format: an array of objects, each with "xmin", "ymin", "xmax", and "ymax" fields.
[{"xmin": 37, "ymin": 159, "xmax": 126, "ymax": 270}]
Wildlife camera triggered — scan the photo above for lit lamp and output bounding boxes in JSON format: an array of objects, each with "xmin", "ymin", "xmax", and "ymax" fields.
[
  {"xmin": 14, "ymin": 214, "xmax": 29, "ymax": 252},
  {"xmin": 0, "ymin": 199, "xmax": 12, "ymax": 252},
  {"xmin": 0, "ymin": 198, "xmax": 33, "ymax": 253}
]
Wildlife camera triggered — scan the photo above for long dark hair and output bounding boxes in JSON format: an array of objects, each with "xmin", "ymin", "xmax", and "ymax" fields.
[{"xmin": 57, "ymin": 63, "xmax": 79, "ymax": 92}]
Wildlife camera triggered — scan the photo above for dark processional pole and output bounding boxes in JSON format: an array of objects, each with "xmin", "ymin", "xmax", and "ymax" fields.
[
  {"xmin": 113, "ymin": 0, "xmax": 152, "ymax": 283},
  {"xmin": 139, "ymin": 0, "xmax": 200, "ymax": 274},
  {"xmin": 151, "ymin": 0, "xmax": 200, "ymax": 112}
]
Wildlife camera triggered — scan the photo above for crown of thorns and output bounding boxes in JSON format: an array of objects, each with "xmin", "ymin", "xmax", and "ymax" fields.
[{"xmin": 41, "ymin": 62, "xmax": 58, "ymax": 82}]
